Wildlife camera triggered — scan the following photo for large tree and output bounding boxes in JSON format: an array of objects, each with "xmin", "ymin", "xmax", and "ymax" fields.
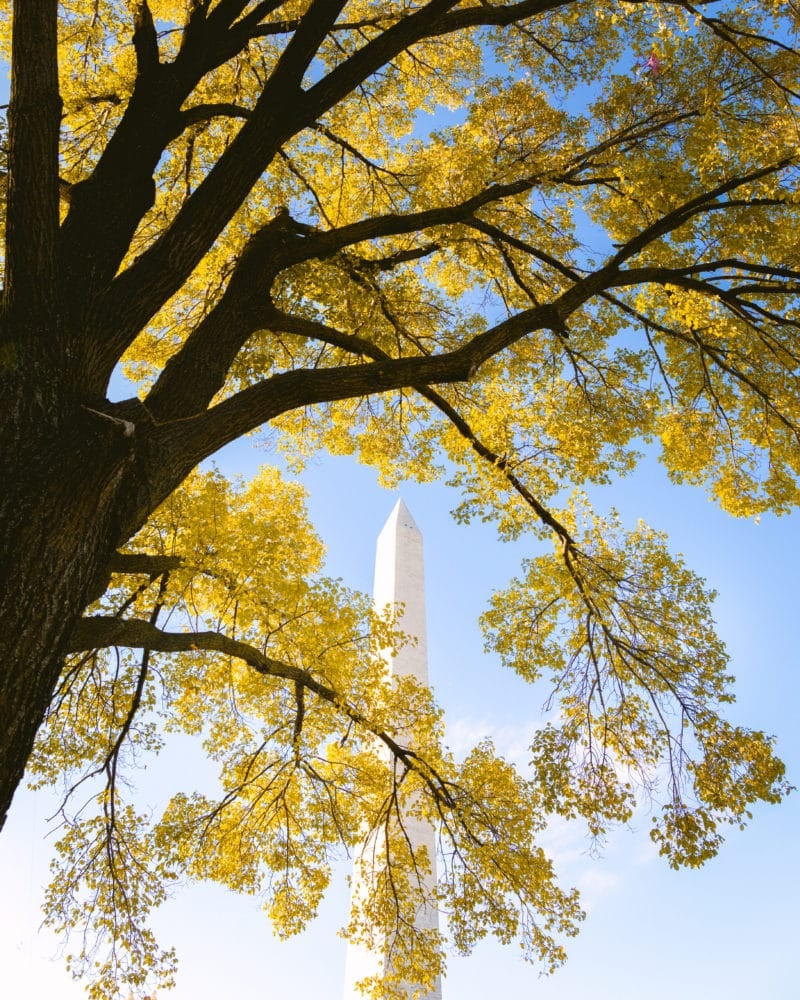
[{"xmin": 0, "ymin": 0, "xmax": 797, "ymax": 996}]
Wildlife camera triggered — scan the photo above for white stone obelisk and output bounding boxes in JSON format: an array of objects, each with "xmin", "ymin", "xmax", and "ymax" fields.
[{"xmin": 343, "ymin": 499, "xmax": 442, "ymax": 1000}]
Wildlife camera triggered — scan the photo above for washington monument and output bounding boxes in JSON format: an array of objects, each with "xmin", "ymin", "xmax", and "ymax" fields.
[{"xmin": 343, "ymin": 499, "xmax": 442, "ymax": 1000}]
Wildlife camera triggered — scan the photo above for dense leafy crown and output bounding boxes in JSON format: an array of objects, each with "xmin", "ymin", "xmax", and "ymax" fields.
[{"xmin": 2, "ymin": 0, "xmax": 798, "ymax": 996}]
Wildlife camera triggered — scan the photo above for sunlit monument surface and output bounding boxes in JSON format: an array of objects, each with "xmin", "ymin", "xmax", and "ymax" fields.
[{"xmin": 343, "ymin": 499, "xmax": 442, "ymax": 1000}]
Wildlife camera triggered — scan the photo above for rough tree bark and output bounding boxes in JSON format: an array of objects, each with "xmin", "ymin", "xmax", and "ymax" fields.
[
  {"xmin": 0, "ymin": 0, "xmax": 72, "ymax": 829},
  {"xmin": 0, "ymin": 403, "xmax": 135, "ymax": 829}
]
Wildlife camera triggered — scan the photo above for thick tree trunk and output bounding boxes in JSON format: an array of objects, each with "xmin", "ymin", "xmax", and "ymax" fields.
[{"xmin": 0, "ymin": 380, "xmax": 135, "ymax": 830}]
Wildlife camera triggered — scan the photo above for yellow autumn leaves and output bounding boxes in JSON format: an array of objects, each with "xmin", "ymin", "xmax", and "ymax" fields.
[{"xmin": 4, "ymin": 0, "xmax": 798, "ymax": 996}]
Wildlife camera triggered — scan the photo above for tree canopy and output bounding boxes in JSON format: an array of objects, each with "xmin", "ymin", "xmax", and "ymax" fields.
[{"xmin": 0, "ymin": 1, "xmax": 797, "ymax": 997}]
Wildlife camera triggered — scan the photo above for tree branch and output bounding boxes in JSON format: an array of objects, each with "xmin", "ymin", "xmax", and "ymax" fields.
[
  {"xmin": 132, "ymin": 1, "xmax": 160, "ymax": 80},
  {"xmin": 107, "ymin": 553, "xmax": 184, "ymax": 576},
  {"xmin": 131, "ymin": 103, "xmax": 703, "ymax": 422},
  {"xmin": 149, "ymin": 155, "xmax": 792, "ymax": 474},
  {"xmin": 91, "ymin": 0, "xmax": 580, "ymax": 377},
  {"xmin": 140, "ymin": 176, "xmax": 551, "ymax": 422},
  {"xmin": 101, "ymin": 99, "xmax": 698, "ymax": 390},
  {"xmin": 67, "ymin": 617, "xmax": 456, "ymax": 808},
  {"xmin": 606, "ymin": 160, "xmax": 796, "ymax": 270},
  {"xmin": 146, "ymin": 292, "xmax": 582, "ymax": 485},
  {"xmin": 58, "ymin": 0, "xmax": 293, "ymax": 360},
  {"xmin": 176, "ymin": 101, "xmax": 251, "ymax": 131},
  {"xmin": 123, "ymin": 147, "xmax": 798, "ymax": 538},
  {"xmin": 261, "ymin": 307, "xmax": 579, "ymax": 547},
  {"xmin": 303, "ymin": 0, "xmax": 570, "ymax": 117}
]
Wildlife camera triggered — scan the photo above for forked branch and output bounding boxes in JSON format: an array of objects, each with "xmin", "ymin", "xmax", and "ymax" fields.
[{"xmin": 67, "ymin": 616, "xmax": 457, "ymax": 810}]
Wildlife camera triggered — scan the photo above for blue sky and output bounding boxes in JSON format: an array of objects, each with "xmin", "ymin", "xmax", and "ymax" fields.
[{"xmin": 1, "ymin": 433, "xmax": 798, "ymax": 999}]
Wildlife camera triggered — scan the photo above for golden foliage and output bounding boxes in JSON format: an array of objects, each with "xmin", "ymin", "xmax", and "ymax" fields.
[{"xmin": 5, "ymin": 0, "xmax": 798, "ymax": 996}]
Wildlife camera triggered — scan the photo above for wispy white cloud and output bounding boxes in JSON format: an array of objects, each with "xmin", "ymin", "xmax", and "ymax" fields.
[
  {"xmin": 442, "ymin": 713, "xmax": 665, "ymax": 920},
  {"xmin": 444, "ymin": 714, "xmax": 538, "ymax": 769},
  {"xmin": 574, "ymin": 867, "xmax": 623, "ymax": 912}
]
